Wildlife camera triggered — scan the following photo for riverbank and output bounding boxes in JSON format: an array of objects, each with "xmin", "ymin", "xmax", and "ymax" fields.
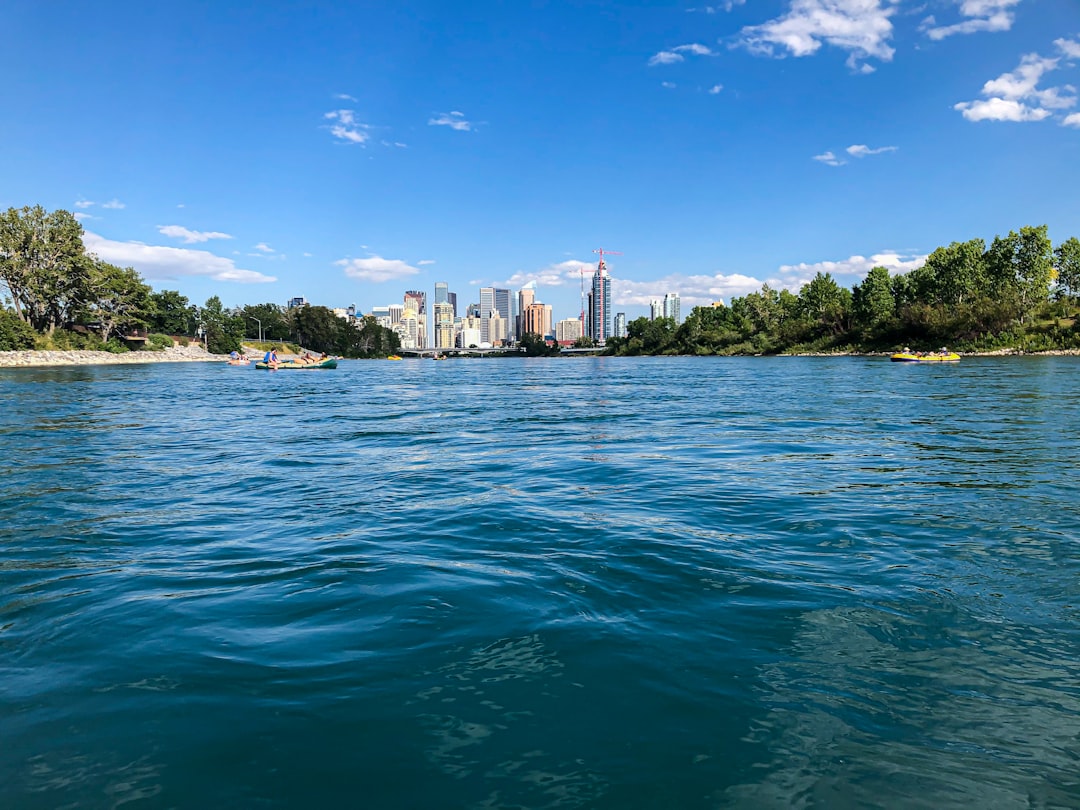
[{"xmin": 0, "ymin": 344, "xmax": 226, "ymax": 368}]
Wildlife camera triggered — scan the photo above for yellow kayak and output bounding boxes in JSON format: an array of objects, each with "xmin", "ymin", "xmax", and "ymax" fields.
[{"xmin": 891, "ymin": 352, "xmax": 960, "ymax": 363}]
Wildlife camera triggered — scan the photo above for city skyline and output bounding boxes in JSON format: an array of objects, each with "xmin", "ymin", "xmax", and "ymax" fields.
[{"xmin": 2, "ymin": 2, "xmax": 1078, "ymax": 324}]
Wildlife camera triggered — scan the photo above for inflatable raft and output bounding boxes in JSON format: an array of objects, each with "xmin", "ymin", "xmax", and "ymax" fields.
[
  {"xmin": 255, "ymin": 359, "xmax": 338, "ymax": 370},
  {"xmin": 890, "ymin": 352, "xmax": 960, "ymax": 363}
]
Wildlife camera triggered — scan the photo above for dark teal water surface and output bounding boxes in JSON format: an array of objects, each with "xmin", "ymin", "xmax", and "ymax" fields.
[{"xmin": 2, "ymin": 356, "xmax": 1079, "ymax": 808}]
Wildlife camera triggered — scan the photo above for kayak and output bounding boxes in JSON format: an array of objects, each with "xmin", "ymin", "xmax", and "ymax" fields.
[
  {"xmin": 255, "ymin": 359, "xmax": 338, "ymax": 370},
  {"xmin": 891, "ymin": 352, "xmax": 960, "ymax": 363},
  {"xmin": 387, "ymin": 355, "xmax": 403, "ymax": 360}
]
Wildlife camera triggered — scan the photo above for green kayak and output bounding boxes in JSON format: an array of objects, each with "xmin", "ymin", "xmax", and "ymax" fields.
[{"xmin": 255, "ymin": 359, "xmax": 338, "ymax": 370}]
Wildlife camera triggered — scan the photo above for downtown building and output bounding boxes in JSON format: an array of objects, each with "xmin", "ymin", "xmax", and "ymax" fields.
[
  {"xmin": 663, "ymin": 292, "xmax": 681, "ymax": 324},
  {"xmin": 589, "ymin": 260, "xmax": 613, "ymax": 343}
]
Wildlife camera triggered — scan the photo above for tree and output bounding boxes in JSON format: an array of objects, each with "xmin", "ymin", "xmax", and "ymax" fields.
[
  {"xmin": 149, "ymin": 290, "xmax": 196, "ymax": 335},
  {"xmin": 0, "ymin": 308, "xmax": 36, "ymax": 350},
  {"xmin": 291, "ymin": 305, "xmax": 343, "ymax": 354},
  {"xmin": 573, "ymin": 335, "xmax": 596, "ymax": 348},
  {"xmin": 852, "ymin": 266, "xmax": 895, "ymax": 333},
  {"xmin": 199, "ymin": 296, "xmax": 244, "ymax": 354},
  {"xmin": 1054, "ymin": 237, "xmax": 1080, "ymax": 299},
  {"xmin": 0, "ymin": 205, "xmax": 90, "ymax": 333},
  {"xmin": 240, "ymin": 302, "xmax": 291, "ymax": 341},
  {"xmin": 519, "ymin": 332, "xmax": 560, "ymax": 356},
  {"xmin": 986, "ymin": 225, "xmax": 1054, "ymax": 323},
  {"xmin": 921, "ymin": 239, "xmax": 986, "ymax": 306},
  {"xmin": 81, "ymin": 260, "xmax": 153, "ymax": 341},
  {"xmin": 798, "ymin": 272, "xmax": 851, "ymax": 335}
]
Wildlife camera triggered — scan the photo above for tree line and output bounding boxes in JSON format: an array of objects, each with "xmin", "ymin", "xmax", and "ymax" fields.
[
  {"xmin": 606, "ymin": 225, "xmax": 1080, "ymax": 356},
  {"xmin": 0, "ymin": 205, "xmax": 399, "ymax": 357}
]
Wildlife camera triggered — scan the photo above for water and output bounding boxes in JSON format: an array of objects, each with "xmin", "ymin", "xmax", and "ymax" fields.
[{"xmin": 2, "ymin": 356, "xmax": 1079, "ymax": 808}]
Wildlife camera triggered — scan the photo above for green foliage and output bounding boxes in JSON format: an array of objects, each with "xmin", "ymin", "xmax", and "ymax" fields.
[
  {"xmin": 80, "ymin": 259, "xmax": 154, "ymax": 340},
  {"xmin": 240, "ymin": 303, "xmax": 291, "ymax": 341},
  {"xmin": 148, "ymin": 290, "xmax": 195, "ymax": 335},
  {"xmin": 199, "ymin": 295, "xmax": 245, "ymax": 355},
  {"xmin": 104, "ymin": 337, "xmax": 129, "ymax": 353},
  {"xmin": 145, "ymin": 333, "xmax": 174, "ymax": 351},
  {"xmin": 0, "ymin": 308, "xmax": 36, "ymax": 350},
  {"xmin": 519, "ymin": 332, "xmax": 560, "ymax": 356},
  {"xmin": 0, "ymin": 205, "xmax": 89, "ymax": 333},
  {"xmin": 1054, "ymin": 237, "xmax": 1080, "ymax": 299}
]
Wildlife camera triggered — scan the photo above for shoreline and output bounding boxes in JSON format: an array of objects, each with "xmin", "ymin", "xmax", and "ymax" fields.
[{"xmin": 0, "ymin": 344, "xmax": 227, "ymax": 368}]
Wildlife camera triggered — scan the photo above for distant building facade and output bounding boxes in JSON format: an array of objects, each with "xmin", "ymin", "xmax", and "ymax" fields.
[
  {"xmin": 614, "ymin": 312, "xmax": 626, "ymax": 338},
  {"xmin": 556, "ymin": 318, "xmax": 583, "ymax": 342},
  {"xmin": 663, "ymin": 292, "xmax": 681, "ymax": 324}
]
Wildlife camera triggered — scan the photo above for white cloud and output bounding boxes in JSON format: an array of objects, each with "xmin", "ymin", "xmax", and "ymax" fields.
[
  {"xmin": 102, "ymin": 199, "xmax": 125, "ymax": 209},
  {"xmin": 1063, "ymin": 112, "xmax": 1080, "ymax": 128},
  {"xmin": 615, "ymin": 273, "xmax": 764, "ymax": 307},
  {"xmin": 689, "ymin": 2, "xmax": 746, "ymax": 13},
  {"xmin": 337, "ymin": 255, "xmax": 421, "ymax": 283},
  {"xmin": 648, "ymin": 42, "xmax": 715, "ymax": 66},
  {"xmin": 1056, "ymin": 38, "xmax": 1080, "ymax": 59},
  {"xmin": 846, "ymin": 143, "xmax": 898, "ymax": 156},
  {"xmin": 661, "ymin": 81, "xmax": 677, "ymax": 89},
  {"xmin": 708, "ymin": 84, "xmax": 724, "ymax": 94},
  {"xmin": 428, "ymin": 111, "xmax": 473, "ymax": 131},
  {"xmin": 73, "ymin": 212, "xmax": 97, "ymax": 221},
  {"xmin": 83, "ymin": 232, "xmax": 275, "ymax": 283},
  {"xmin": 738, "ymin": 0, "xmax": 898, "ymax": 72},
  {"xmin": 954, "ymin": 51, "xmax": 1075, "ymax": 122},
  {"xmin": 75, "ymin": 199, "xmax": 95, "ymax": 209},
  {"xmin": 649, "ymin": 51, "xmax": 684, "ymax": 65},
  {"xmin": 324, "ymin": 109, "xmax": 371, "ymax": 144},
  {"xmin": 157, "ymin": 225, "xmax": 234, "ymax": 244},
  {"xmin": 417, "ymin": 259, "xmax": 436, "ymax": 266},
  {"xmin": 334, "ymin": 93, "xmax": 358, "ymax": 102},
  {"xmin": 923, "ymin": 0, "xmax": 1021, "ymax": 40},
  {"xmin": 813, "ymin": 150, "xmax": 846, "ymax": 166},
  {"xmin": 497, "ymin": 260, "xmax": 594, "ymax": 290},
  {"xmin": 777, "ymin": 251, "xmax": 926, "ymax": 283},
  {"xmin": 253, "ymin": 243, "xmax": 275, "ymax": 253}
]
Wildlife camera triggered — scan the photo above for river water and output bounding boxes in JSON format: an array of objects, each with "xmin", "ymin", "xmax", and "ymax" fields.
[{"xmin": 2, "ymin": 356, "xmax": 1078, "ymax": 808}]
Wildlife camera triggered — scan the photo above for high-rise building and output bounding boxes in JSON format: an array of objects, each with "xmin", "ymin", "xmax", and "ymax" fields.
[
  {"xmin": 434, "ymin": 282, "xmax": 448, "ymax": 305},
  {"xmin": 556, "ymin": 318, "xmax": 583, "ymax": 342},
  {"xmin": 466, "ymin": 302, "xmax": 481, "ymax": 319},
  {"xmin": 448, "ymin": 292, "xmax": 458, "ymax": 317},
  {"xmin": 288, "ymin": 296, "xmax": 307, "ymax": 309},
  {"xmin": 663, "ymin": 292, "xmax": 681, "ymax": 324},
  {"xmin": 388, "ymin": 304, "xmax": 404, "ymax": 325},
  {"xmin": 517, "ymin": 286, "xmax": 535, "ymax": 339},
  {"xmin": 493, "ymin": 288, "xmax": 513, "ymax": 339},
  {"xmin": 479, "ymin": 287, "xmax": 495, "ymax": 344},
  {"xmin": 523, "ymin": 303, "xmax": 552, "ymax": 339},
  {"xmin": 590, "ymin": 260, "xmax": 612, "ymax": 343},
  {"xmin": 614, "ymin": 312, "xmax": 626, "ymax": 338},
  {"xmin": 433, "ymin": 301, "xmax": 455, "ymax": 349},
  {"xmin": 488, "ymin": 310, "xmax": 507, "ymax": 346},
  {"xmin": 650, "ymin": 299, "xmax": 662, "ymax": 320},
  {"xmin": 404, "ymin": 291, "xmax": 427, "ymax": 348}
]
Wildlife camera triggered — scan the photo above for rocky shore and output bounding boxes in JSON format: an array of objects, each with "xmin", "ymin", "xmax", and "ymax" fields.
[{"xmin": 0, "ymin": 344, "xmax": 227, "ymax": 368}]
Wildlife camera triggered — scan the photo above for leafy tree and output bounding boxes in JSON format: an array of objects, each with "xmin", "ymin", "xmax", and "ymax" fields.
[
  {"xmin": 290, "ymin": 305, "xmax": 342, "ymax": 353},
  {"xmin": 573, "ymin": 335, "xmax": 596, "ymax": 348},
  {"xmin": 852, "ymin": 266, "xmax": 895, "ymax": 333},
  {"xmin": 199, "ymin": 295, "xmax": 244, "ymax": 354},
  {"xmin": 921, "ymin": 239, "xmax": 986, "ymax": 306},
  {"xmin": 986, "ymin": 225, "xmax": 1053, "ymax": 323},
  {"xmin": 0, "ymin": 308, "xmax": 36, "ymax": 350},
  {"xmin": 0, "ymin": 205, "xmax": 90, "ymax": 333},
  {"xmin": 81, "ymin": 260, "xmax": 154, "ymax": 341},
  {"xmin": 798, "ymin": 272, "xmax": 851, "ymax": 335},
  {"xmin": 149, "ymin": 290, "xmax": 196, "ymax": 335},
  {"xmin": 519, "ymin": 332, "xmax": 560, "ymax": 356},
  {"xmin": 240, "ymin": 302, "xmax": 291, "ymax": 341},
  {"xmin": 1054, "ymin": 237, "xmax": 1080, "ymax": 299}
]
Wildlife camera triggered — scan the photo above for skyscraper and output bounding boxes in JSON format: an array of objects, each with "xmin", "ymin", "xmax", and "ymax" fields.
[
  {"xmin": 448, "ymin": 292, "xmax": 458, "ymax": 318},
  {"xmin": 404, "ymin": 291, "xmax": 427, "ymax": 348},
  {"xmin": 494, "ymin": 288, "xmax": 513, "ymax": 340},
  {"xmin": 614, "ymin": 312, "xmax": 626, "ymax": 338},
  {"xmin": 650, "ymin": 299, "xmax": 662, "ymax": 320},
  {"xmin": 590, "ymin": 260, "xmax": 612, "ymax": 343},
  {"xmin": 517, "ymin": 286, "xmax": 535, "ymax": 340},
  {"xmin": 663, "ymin": 292, "xmax": 681, "ymax": 324},
  {"xmin": 479, "ymin": 287, "xmax": 495, "ymax": 344},
  {"xmin": 434, "ymin": 282, "xmax": 448, "ymax": 305},
  {"xmin": 433, "ymin": 301, "xmax": 454, "ymax": 349}
]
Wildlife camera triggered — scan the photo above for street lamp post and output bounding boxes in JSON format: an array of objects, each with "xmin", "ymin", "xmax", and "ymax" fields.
[{"xmin": 248, "ymin": 316, "xmax": 262, "ymax": 343}]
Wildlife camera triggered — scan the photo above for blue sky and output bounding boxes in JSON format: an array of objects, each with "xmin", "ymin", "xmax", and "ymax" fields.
[{"xmin": 2, "ymin": 0, "xmax": 1079, "ymax": 323}]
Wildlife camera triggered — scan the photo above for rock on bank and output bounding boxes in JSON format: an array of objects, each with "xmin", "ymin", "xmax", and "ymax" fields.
[{"xmin": 0, "ymin": 344, "xmax": 226, "ymax": 368}]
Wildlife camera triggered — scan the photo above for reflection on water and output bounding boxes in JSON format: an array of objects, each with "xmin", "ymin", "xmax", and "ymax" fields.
[{"xmin": 1, "ymin": 357, "xmax": 1079, "ymax": 808}]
